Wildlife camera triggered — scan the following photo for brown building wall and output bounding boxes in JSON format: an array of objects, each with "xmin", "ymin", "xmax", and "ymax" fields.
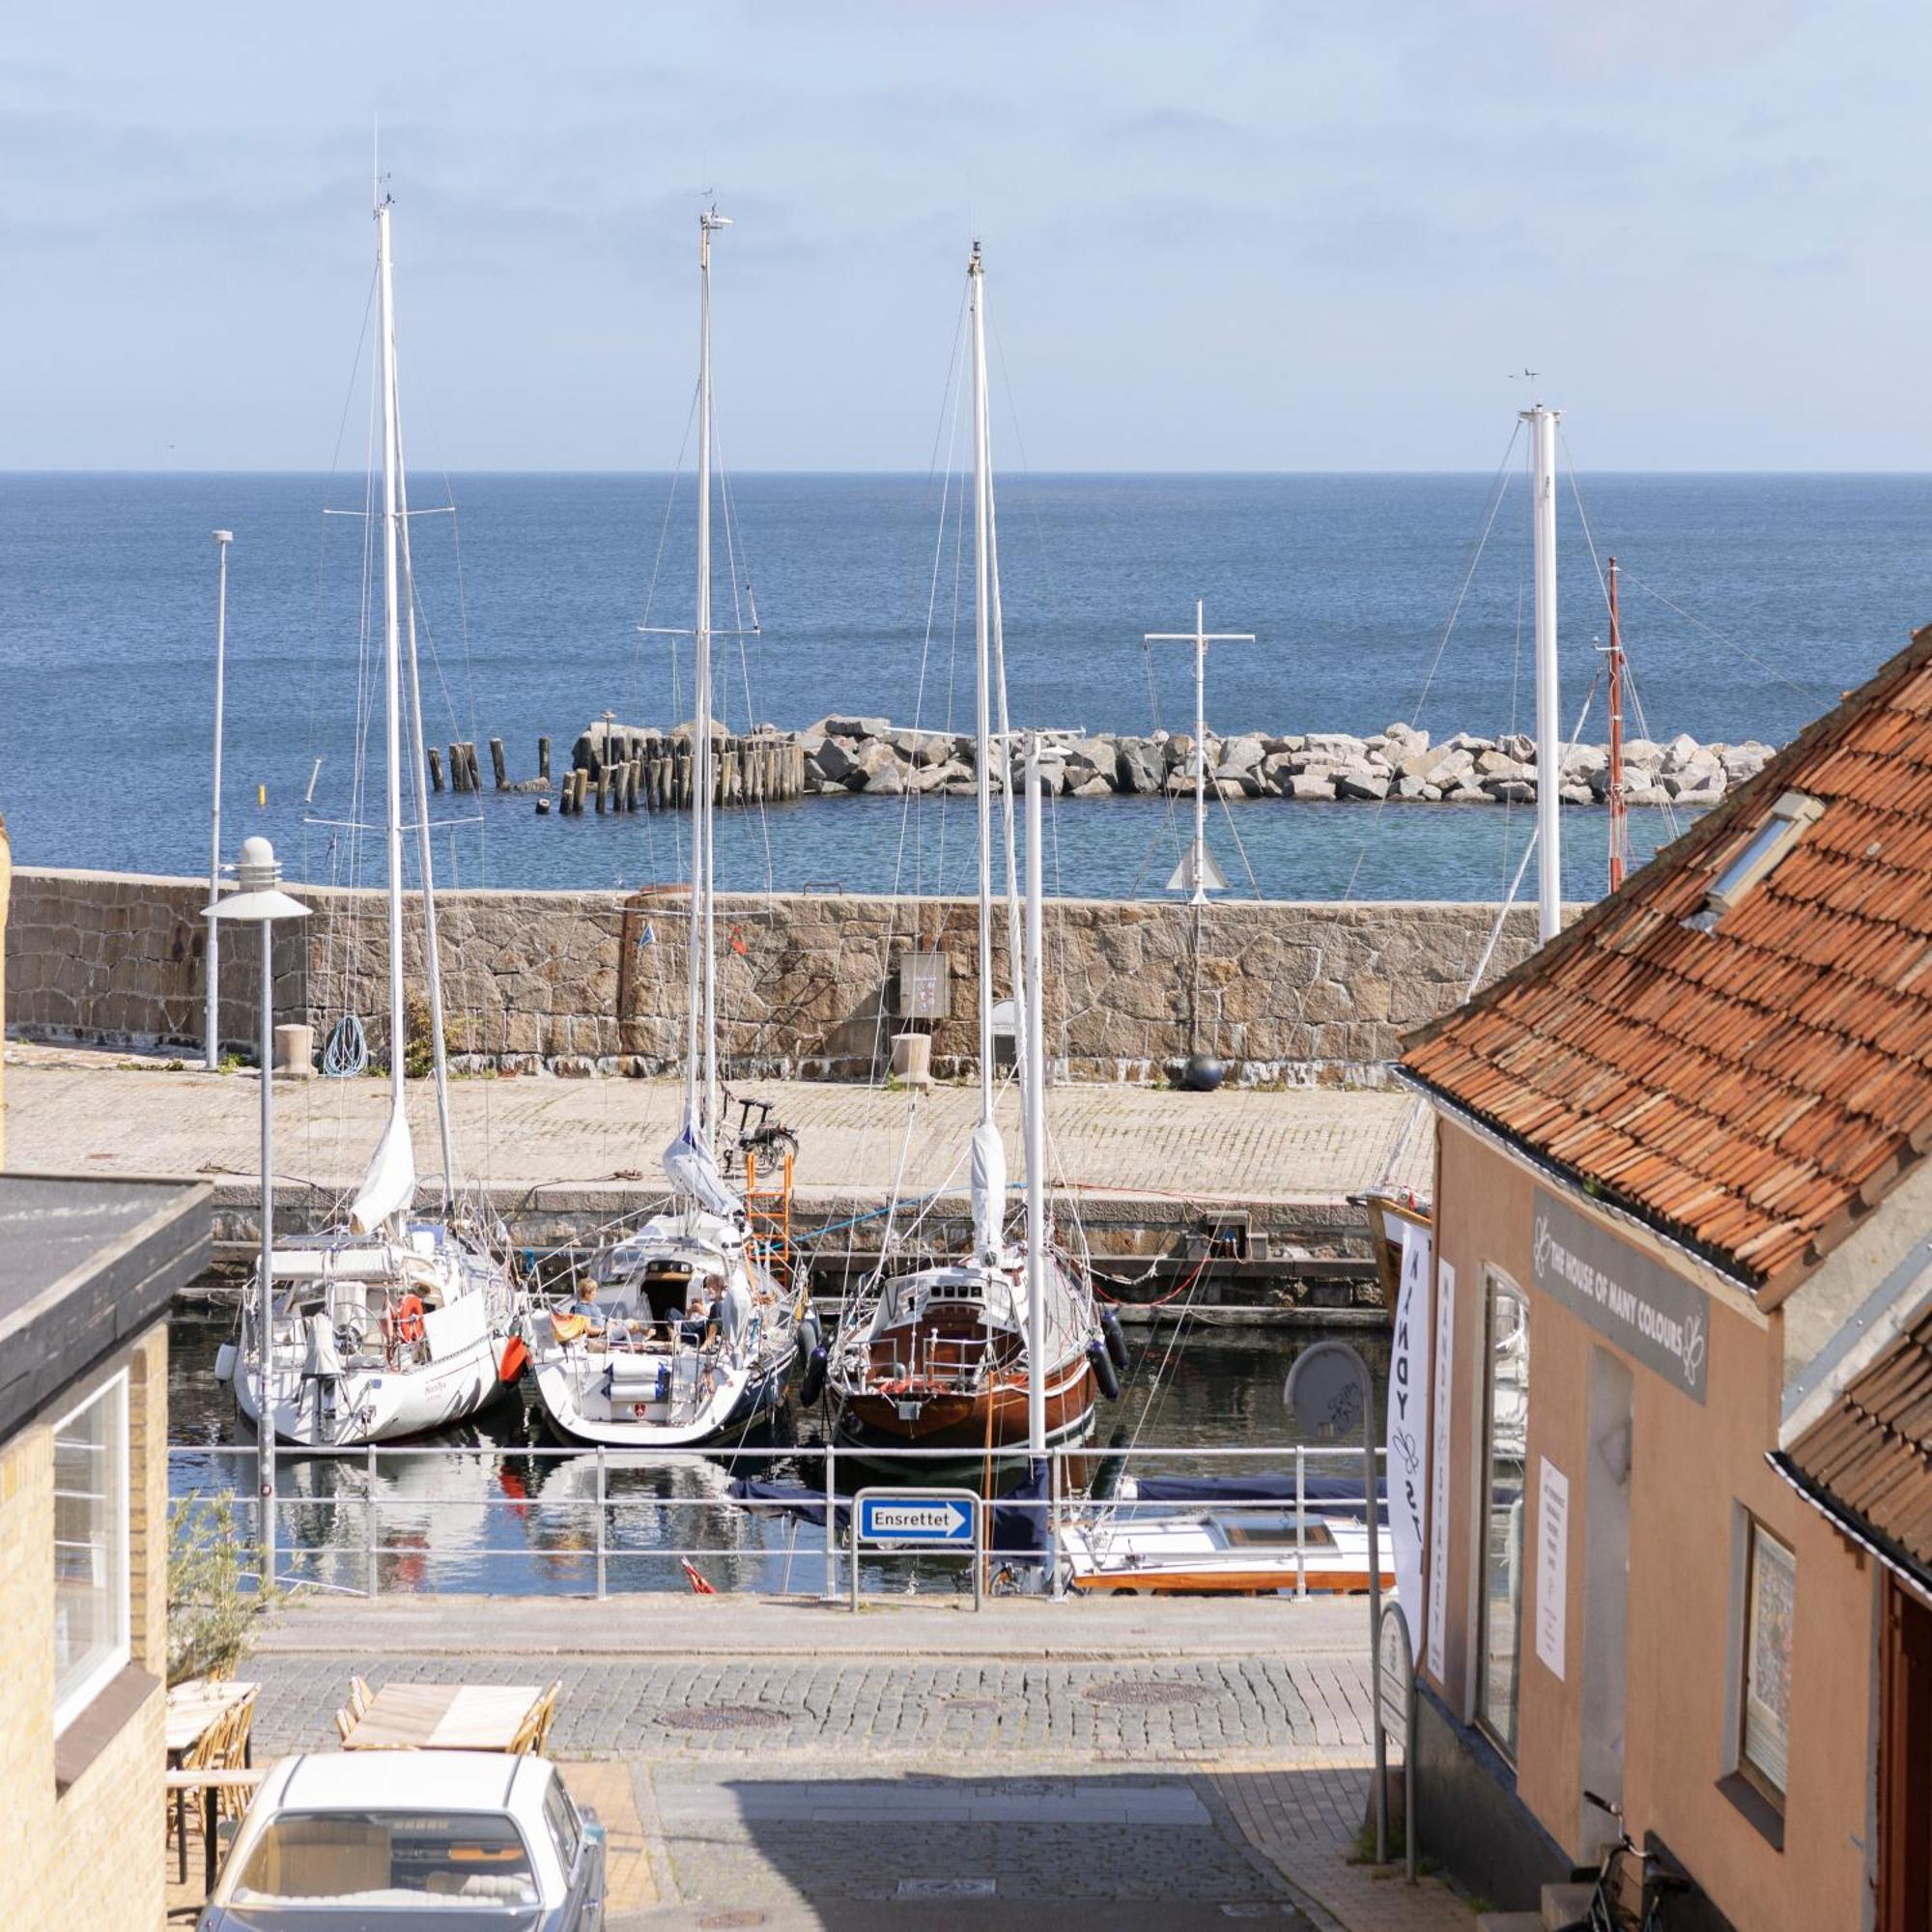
[
  {"xmin": 1427, "ymin": 1117, "xmax": 1875, "ymax": 1930},
  {"xmin": 0, "ymin": 1323, "xmax": 171, "ymax": 1931}
]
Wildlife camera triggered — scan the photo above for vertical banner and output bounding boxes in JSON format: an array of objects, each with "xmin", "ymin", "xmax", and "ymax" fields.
[
  {"xmin": 1384, "ymin": 1219, "xmax": 1433, "ymax": 1648},
  {"xmin": 1426, "ymin": 1257, "xmax": 1456, "ymax": 1683},
  {"xmin": 1535, "ymin": 1458, "xmax": 1570, "ymax": 1680}
]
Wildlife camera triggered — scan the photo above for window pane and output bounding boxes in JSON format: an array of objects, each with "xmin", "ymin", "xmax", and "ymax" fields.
[
  {"xmin": 234, "ymin": 1811, "xmax": 539, "ymax": 1907},
  {"xmin": 1743, "ymin": 1526, "xmax": 1795, "ymax": 1796},
  {"xmin": 543, "ymin": 1776, "xmax": 580, "ymax": 1867},
  {"xmin": 52, "ymin": 1378, "xmax": 128, "ymax": 1724},
  {"xmin": 1478, "ymin": 1278, "xmax": 1529, "ymax": 1757}
]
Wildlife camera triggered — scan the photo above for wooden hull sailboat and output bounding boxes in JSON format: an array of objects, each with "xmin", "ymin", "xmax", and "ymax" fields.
[
  {"xmin": 835, "ymin": 1253, "xmax": 1098, "ymax": 1449},
  {"xmin": 828, "ymin": 244, "xmax": 1105, "ymax": 1453}
]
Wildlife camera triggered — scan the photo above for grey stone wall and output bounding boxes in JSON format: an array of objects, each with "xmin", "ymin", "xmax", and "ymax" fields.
[{"xmin": 4, "ymin": 867, "xmax": 1552, "ymax": 1084}]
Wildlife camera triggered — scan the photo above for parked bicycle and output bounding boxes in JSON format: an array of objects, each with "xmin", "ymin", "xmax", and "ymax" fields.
[
  {"xmin": 717, "ymin": 1088, "xmax": 800, "ymax": 1179},
  {"xmin": 1556, "ymin": 1791, "xmax": 1694, "ymax": 1930}
]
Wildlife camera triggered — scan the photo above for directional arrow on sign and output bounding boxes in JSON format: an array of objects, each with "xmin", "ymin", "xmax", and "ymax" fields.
[{"xmin": 857, "ymin": 1492, "xmax": 978, "ymax": 1545}]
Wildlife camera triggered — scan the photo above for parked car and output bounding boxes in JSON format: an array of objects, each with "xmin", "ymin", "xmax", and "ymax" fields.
[{"xmin": 198, "ymin": 1749, "xmax": 606, "ymax": 1929}]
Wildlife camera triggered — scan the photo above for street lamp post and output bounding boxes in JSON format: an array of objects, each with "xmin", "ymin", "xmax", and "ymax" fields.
[
  {"xmin": 1285, "ymin": 1340, "xmax": 1387, "ymax": 1861},
  {"xmin": 208, "ymin": 836, "xmax": 309, "ymax": 1585},
  {"xmin": 206, "ymin": 529, "xmax": 234, "ymax": 1070}
]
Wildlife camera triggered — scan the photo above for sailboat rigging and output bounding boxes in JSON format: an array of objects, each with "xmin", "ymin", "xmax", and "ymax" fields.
[
  {"xmin": 522, "ymin": 207, "xmax": 809, "ymax": 1450},
  {"xmin": 228, "ymin": 183, "xmax": 521, "ymax": 1448},
  {"xmin": 827, "ymin": 243, "xmax": 1111, "ymax": 1451}
]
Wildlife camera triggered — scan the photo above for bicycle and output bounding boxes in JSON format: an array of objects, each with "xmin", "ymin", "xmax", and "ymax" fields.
[
  {"xmin": 717, "ymin": 1088, "xmax": 800, "ymax": 1179},
  {"xmin": 1556, "ymin": 1790, "xmax": 1694, "ymax": 1930}
]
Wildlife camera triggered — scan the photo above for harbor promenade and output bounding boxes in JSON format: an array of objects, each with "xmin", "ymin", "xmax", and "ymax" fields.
[
  {"xmin": 6, "ymin": 1038, "xmax": 1432, "ymax": 1267},
  {"xmin": 194, "ymin": 1594, "xmax": 1472, "ymax": 1932}
]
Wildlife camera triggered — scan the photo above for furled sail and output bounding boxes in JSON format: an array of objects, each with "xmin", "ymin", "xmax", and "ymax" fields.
[
  {"xmin": 664, "ymin": 1120, "xmax": 740, "ymax": 1219},
  {"xmin": 970, "ymin": 1115, "xmax": 1007, "ymax": 1259},
  {"xmin": 348, "ymin": 1105, "xmax": 416, "ymax": 1235}
]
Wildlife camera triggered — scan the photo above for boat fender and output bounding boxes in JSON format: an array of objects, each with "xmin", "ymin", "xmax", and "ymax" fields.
[
  {"xmin": 1088, "ymin": 1338, "xmax": 1122, "ymax": 1402},
  {"xmin": 655, "ymin": 1360, "xmax": 672, "ymax": 1402},
  {"xmin": 1101, "ymin": 1307, "xmax": 1129, "ymax": 1375},
  {"xmin": 796, "ymin": 1313, "xmax": 822, "ymax": 1364},
  {"xmin": 213, "ymin": 1341, "xmax": 238, "ymax": 1383},
  {"xmin": 497, "ymin": 1335, "xmax": 528, "ymax": 1385},
  {"xmin": 799, "ymin": 1345, "xmax": 829, "ymax": 1406}
]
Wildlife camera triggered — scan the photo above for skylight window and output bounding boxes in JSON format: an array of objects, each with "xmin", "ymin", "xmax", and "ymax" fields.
[{"xmin": 1684, "ymin": 791, "xmax": 1823, "ymax": 933}]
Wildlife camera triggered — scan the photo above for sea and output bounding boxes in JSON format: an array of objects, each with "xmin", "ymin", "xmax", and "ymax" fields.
[{"xmin": 4, "ymin": 470, "xmax": 1929, "ymax": 906}]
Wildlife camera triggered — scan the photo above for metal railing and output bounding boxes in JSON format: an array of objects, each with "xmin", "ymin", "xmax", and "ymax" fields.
[{"xmin": 166, "ymin": 1439, "xmax": 1388, "ymax": 1605}]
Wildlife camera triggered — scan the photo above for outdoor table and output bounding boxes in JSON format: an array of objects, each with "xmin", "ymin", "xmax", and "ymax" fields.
[
  {"xmin": 342, "ymin": 1682, "xmax": 543, "ymax": 1752},
  {"xmin": 165, "ymin": 1677, "xmax": 260, "ymax": 1760}
]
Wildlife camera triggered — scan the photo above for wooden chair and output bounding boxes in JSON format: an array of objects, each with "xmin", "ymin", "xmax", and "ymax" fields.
[
  {"xmin": 509, "ymin": 1680, "xmax": 562, "ymax": 1756},
  {"xmin": 214, "ymin": 1690, "xmax": 258, "ymax": 1823},
  {"xmin": 349, "ymin": 1676, "xmax": 372, "ymax": 1720},
  {"xmin": 333, "ymin": 1706, "xmax": 355, "ymax": 1744}
]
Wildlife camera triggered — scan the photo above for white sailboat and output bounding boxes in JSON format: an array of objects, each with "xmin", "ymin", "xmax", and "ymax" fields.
[
  {"xmin": 228, "ymin": 185, "xmax": 519, "ymax": 1448},
  {"xmin": 826, "ymin": 244, "xmax": 1108, "ymax": 1450},
  {"xmin": 523, "ymin": 208, "xmax": 807, "ymax": 1450}
]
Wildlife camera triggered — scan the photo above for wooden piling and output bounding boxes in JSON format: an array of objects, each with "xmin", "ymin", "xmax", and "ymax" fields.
[
  {"xmin": 490, "ymin": 738, "xmax": 508, "ymax": 790},
  {"xmin": 428, "ymin": 747, "xmax": 444, "ymax": 792},
  {"xmin": 447, "ymin": 743, "xmax": 464, "ymax": 793},
  {"xmin": 538, "ymin": 735, "xmax": 552, "ymax": 783}
]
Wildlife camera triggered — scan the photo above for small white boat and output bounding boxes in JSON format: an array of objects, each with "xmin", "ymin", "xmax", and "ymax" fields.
[
  {"xmin": 525, "ymin": 1192, "xmax": 806, "ymax": 1449},
  {"xmin": 1059, "ymin": 1501, "xmax": 1393, "ymax": 1597},
  {"xmin": 233, "ymin": 1225, "xmax": 518, "ymax": 1446}
]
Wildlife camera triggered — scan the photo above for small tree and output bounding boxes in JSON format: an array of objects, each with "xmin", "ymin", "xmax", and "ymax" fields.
[{"xmin": 168, "ymin": 1491, "xmax": 275, "ymax": 1685}]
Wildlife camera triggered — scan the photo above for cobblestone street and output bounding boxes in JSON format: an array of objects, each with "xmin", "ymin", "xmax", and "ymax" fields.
[{"xmin": 211, "ymin": 1597, "xmax": 1474, "ymax": 1931}]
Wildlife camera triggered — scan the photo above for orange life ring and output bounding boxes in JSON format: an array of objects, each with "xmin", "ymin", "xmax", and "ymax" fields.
[{"xmin": 382, "ymin": 1292, "xmax": 426, "ymax": 1347}]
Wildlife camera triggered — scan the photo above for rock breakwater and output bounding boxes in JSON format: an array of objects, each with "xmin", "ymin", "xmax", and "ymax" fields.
[{"xmin": 579, "ymin": 716, "xmax": 1775, "ymax": 808}]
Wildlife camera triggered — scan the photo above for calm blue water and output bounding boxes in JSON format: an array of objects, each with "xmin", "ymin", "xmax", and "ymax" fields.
[{"xmin": 4, "ymin": 470, "xmax": 1926, "ymax": 901}]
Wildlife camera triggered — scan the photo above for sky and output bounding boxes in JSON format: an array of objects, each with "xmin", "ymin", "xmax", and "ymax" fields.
[{"xmin": 5, "ymin": 1, "xmax": 1929, "ymax": 471}]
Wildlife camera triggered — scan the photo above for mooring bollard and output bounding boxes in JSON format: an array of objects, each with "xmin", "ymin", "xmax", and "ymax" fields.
[
  {"xmin": 427, "ymin": 747, "xmax": 444, "ymax": 792},
  {"xmin": 490, "ymin": 738, "xmax": 508, "ymax": 790}
]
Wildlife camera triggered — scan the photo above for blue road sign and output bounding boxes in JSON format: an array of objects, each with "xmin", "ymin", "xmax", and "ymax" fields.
[{"xmin": 856, "ymin": 1491, "xmax": 977, "ymax": 1547}]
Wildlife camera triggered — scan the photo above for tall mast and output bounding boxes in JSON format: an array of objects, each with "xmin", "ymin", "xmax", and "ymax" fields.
[
  {"xmin": 690, "ymin": 207, "xmax": 728, "ymax": 1146},
  {"xmin": 969, "ymin": 244, "xmax": 996, "ymax": 1129},
  {"xmin": 205, "ymin": 528, "xmax": 232, "ymax": 1071},
  {"xmin": 1606, "ymin": 555, "xmax": 1628, "ymax": 894},
  {"xmin": 375, "ymin": 195, "xmax": 410, "ymax": 1139},
  {"xmin": 390, "ymin": 365, "xmax": 457, "ymax": 1207},
  {"xmin": 1022, "ymin": 735, "xmax": 1048, "ymax": 1459},
  {"xmin": 1523, "ymin": 402, "xmax": 1562, "ymax": 943},
  {"xmin": 1145, "ymin": 604, "xmax": 1250, "ymax": 902}
]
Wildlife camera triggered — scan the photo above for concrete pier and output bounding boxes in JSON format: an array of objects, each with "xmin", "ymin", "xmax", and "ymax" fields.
[{"xmin": 4, "ymin": 1039, "xmax": 1430, "ymax": 1311}]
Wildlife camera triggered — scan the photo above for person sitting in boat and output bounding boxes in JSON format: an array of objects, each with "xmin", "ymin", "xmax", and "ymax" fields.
[{"xmin": 569, "ymin": 1280, "xmax": 608, "ymax": 1337}]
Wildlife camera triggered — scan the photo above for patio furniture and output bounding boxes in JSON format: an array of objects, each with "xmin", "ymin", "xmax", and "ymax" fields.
[
  {"xmin": 166, "ymin": 1768, "xmax": 267, "ymax": 1892},
  {"xmin": 341, "ymin": 1682, "xmax": 546, "ymax": 1753}
]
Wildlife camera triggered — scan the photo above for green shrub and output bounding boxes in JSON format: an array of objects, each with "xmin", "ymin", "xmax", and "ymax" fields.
[{"xmin": 167, "ymin": 1491, "xmax": 275, "ymax": 1685}]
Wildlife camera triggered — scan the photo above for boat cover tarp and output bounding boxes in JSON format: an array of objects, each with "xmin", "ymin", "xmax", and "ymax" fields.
[
  {"xmin": 989, "ymin": 1460, "xmax": 1051, "ymax": 1566},
  {"xmin": 727, "ymin": 1478, "xmax": 851, "ymax": 1535},
  {"xmin": 664, "ymin": 1119, "xmax": 741, "ymax": 1220},
  {"xmin": 348, "ymin": 1104, "xmax": 415, "ymax": 1235},
  {"xmin": 970, "ymin": 1117, "xmax": 1007, "ymax": 1260}
]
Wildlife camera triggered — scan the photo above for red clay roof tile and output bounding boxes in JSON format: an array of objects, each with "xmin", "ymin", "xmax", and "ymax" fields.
[{"xmin": 1403, "ymin": 622, "xmax": 1932, "ymax": 1295}]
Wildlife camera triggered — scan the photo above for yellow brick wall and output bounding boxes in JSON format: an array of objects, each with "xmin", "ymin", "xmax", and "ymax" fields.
[{"xmin": 0, "ymin": 1323, "xmax": 170, "ymax": 1931}]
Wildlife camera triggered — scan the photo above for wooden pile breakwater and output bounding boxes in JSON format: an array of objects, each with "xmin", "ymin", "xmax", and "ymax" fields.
[{"xmin": 554, "ymin": 723, "xmax": 808, "ymax": 816}]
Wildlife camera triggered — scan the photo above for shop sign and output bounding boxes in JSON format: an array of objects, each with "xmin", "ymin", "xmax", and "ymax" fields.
[{"xmin": 1530, "ymin": 1187, "xmax": 1709, "ymax": 1403}]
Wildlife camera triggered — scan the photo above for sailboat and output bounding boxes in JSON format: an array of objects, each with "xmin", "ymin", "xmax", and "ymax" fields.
[
  {"xmin": 228, "ymin": 185, "xmax": 520, "ymax": 1447},
  {"xmin": 522, "ymin": 209, "xmax": 807, "ymax": 1450},
  {"xmin": 826, "ymin": 245, "xmax": 1108, "ymax": 1451}
]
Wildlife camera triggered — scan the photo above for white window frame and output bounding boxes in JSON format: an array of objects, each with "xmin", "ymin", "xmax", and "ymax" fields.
[{"xmin": 50, "ymin": 1370, "xmax": 131, "ymax": 1736}]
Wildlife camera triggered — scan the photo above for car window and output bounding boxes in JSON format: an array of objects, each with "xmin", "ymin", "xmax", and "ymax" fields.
[
  {"xmin": 543, "ymin": 1774, "xmax": 582, "ymax": 1869},
  {"xmin": 231, "ymin": 1809, "xmax": 539, "ymax": 1908}
]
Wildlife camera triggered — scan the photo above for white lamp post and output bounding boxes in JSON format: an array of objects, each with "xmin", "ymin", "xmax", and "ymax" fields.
[
  {"xmin": 206, "ymin": 529, "xmax": 234, "ymax": 1070},
  {"xmin": 208, "ymin": 836, "xmax": 309, "ymax": 1584}
]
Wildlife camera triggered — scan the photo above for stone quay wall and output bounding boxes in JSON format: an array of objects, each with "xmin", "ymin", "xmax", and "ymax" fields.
[{"xmin": 4, "ymin": 866, "xmax": 1553, "ymax": 1084}]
